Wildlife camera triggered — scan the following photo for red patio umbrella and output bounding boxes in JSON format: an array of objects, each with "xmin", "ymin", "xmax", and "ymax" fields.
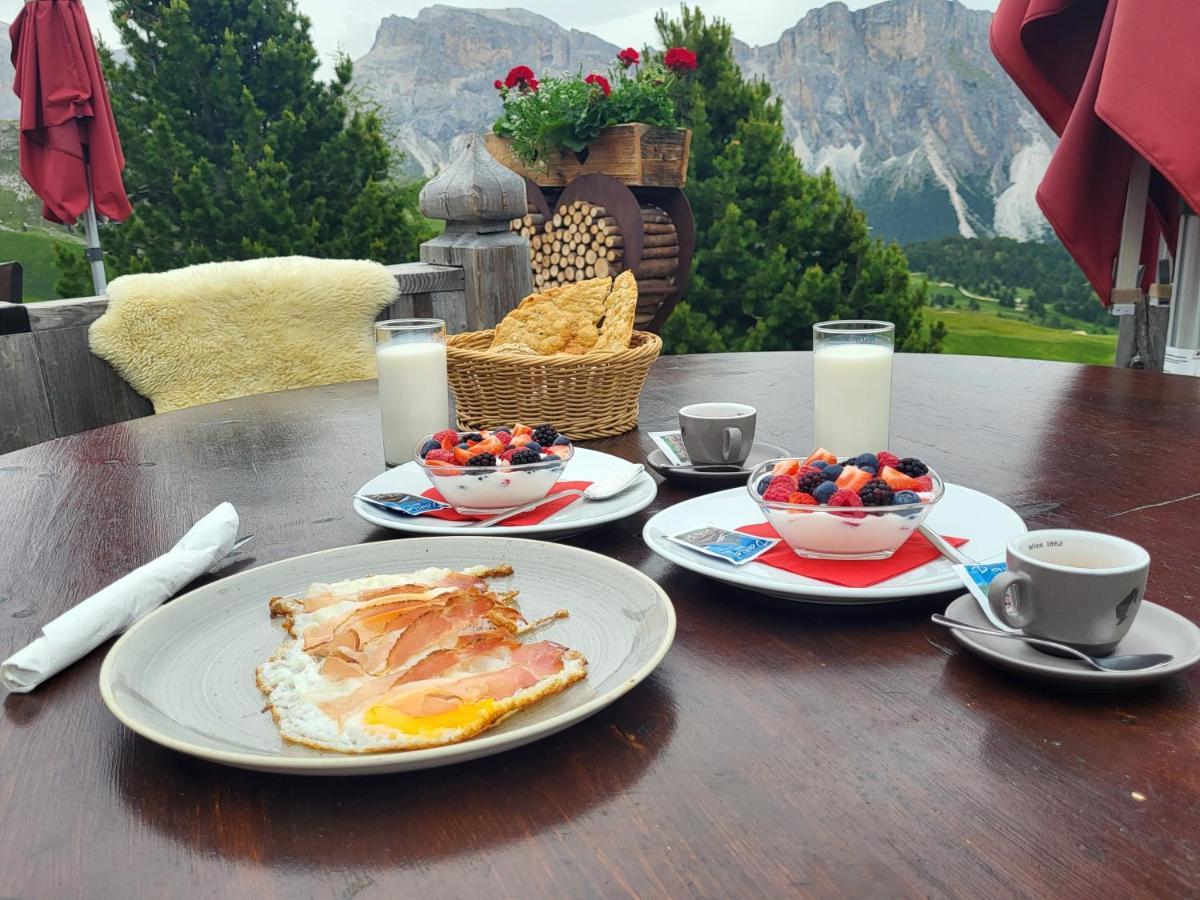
[
  {"xmin": 990, "ymin": 0, "xmax": 1200, "ymax": 306},
  {"xmin": 10, "ymin": 0, "xmax": 132, "ymax": 294}
]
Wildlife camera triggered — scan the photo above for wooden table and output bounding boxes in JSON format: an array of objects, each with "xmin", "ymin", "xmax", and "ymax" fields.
[{"xmin": 2, "ymin": 353, "xmax": 1199, "ymax": 899}]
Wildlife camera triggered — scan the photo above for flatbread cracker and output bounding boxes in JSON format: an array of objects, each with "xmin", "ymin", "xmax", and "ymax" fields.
[
  {"xmin": 491, "ymin": 278, "xmax": 611, "ymax": 355},
  {"xmin": 593, "ymin": 271, "xmax": 638, "ymax": 352}
]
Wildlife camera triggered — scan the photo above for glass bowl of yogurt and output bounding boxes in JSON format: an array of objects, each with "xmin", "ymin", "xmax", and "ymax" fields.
[
  {"xmin": 746, "ymin": 458, "xmax": 944, "ymax": 560},
  {"xmin": 414, "ymin": 430, "xmax": 572, "ymax": 511}
]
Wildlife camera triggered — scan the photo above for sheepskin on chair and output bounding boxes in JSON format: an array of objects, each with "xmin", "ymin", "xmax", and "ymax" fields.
[{"xmin": 89, "ymin": 256, "xmax": 399, "ymax": 412}]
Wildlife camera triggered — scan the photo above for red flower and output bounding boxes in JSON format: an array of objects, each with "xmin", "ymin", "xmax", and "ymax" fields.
[
  {"xmin": 617, "ymin": 47, "xmax": 639, "ymax": 68},
  {"xmin": 493, "ymin": 79, "xmax": 503, "ymax": 90},
  {"xmin": 585, "ymin": 73, "xmax": 611, "ymax": 96},
  {"xmin": 504, "ymin": 65, "xmax": 537, "ymax": 91},
  {"xmin": 664, "ymin": 47, "xmax": 697, "ymax": 72}
]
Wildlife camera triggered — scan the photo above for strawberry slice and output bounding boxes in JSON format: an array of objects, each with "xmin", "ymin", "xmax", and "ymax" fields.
[
  {"xmin": 510, "ymin": 434, "xmax": 532, "ymax": 448},
  {"xmin": 772, "ymin": 459, "xmax": 801, "ymax": 476},
  {"xmin": 471, "ymin": 436, "xmax": 504, "ymax": 457},
  {"xmin": 801, "ymin": 447, "xmax": 838, "ymax": 467},
  {"xmin": 452, "ymin": 447, "xmax": 474, "ymax": 465},
  {"xmin": 544, "ymin": 445, "xmax": 570, "ymax": 459},
  {"xmin": 512, "ymin": 423, "xmax": 534, "ymax": 437},
  {"xmin": 835, "ymin": 465, "xmax": 872, "ymax": 494},
  {"xmin": 913, "ymin": 474, "xmax": 933, "ymax": 492},
  {"xmin": 879, "ymin": 466, "xmax": 921, "ymax": 492}
]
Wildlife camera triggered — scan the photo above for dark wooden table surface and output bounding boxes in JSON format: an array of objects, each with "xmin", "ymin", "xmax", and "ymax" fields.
[{"xmin": 3, "ymin": 352, "xmax": 1200, "ymax": 899}]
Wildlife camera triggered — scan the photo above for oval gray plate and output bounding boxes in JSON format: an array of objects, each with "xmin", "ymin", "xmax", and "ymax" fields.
[
  {"xmin": 99, "ymin": 537, "xmax": 675, "ymax": 775},
  {"xmin": 943, "ymin": 593, "xmax": 1200, "ymax": 689}
]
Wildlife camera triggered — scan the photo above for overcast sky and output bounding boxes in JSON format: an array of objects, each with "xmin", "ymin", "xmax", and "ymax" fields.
[{"xmin": 1, "ymin": 0, "xmax": 1000, "ymax": 75}]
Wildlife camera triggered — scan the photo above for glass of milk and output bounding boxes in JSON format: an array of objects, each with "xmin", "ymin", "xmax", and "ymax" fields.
[
  {"xmin": 812, "ymin": 320, "xmax": 895, "ymax": 457},
  {"xmin": 374, "ymin": 319, "xmax": 449, "ymax": 467}
]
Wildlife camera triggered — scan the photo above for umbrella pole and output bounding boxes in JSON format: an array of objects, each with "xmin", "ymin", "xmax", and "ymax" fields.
[
  {"xmin": 81, "ymin": 148, "xmax": 107, "ymax": 295},
  {"xmin": 1164, "ymin": 205, "xmax": 1200, "ymax": 375}
]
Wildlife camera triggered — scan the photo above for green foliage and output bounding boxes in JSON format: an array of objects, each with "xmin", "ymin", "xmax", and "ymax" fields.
[
  {"xmin": 652, "ymin": 7, "xmax": 939, "ymax": 354},
  {"xmin": 491, "ymin": 59, "xmax": 679, "ymax": 166},
  {"xmin": 55, "ymin": 0, "xmax": 433, "ymax": 297}
]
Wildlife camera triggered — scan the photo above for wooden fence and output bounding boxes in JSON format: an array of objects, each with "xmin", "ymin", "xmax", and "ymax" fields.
[{"xmin": 0, "ymin": 134, "xmax": 532, "ymax": 455}]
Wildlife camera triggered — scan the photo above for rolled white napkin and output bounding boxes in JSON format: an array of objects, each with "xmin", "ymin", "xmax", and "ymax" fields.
[{"xmin": 1, "ymin": 502, "xmax": 240, "ymax": 693}]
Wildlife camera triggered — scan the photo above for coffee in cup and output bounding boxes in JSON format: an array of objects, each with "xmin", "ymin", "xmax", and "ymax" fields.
[
  {"xmin": 988, "ymin": 529, "xmax": 1149, "ymax": 656},
  {"xmin": 678, "ymin": 402, "xmax": 757, "ymax": 466}
]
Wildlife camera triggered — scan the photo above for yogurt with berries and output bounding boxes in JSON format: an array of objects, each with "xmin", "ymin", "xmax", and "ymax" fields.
[
  {"xmin": 747, "ymin": 449, "xmax": 942, "ymax": 560},
  {"xmin": 415, "ymin": 424, "xmax": 573, "ymax": 511}
]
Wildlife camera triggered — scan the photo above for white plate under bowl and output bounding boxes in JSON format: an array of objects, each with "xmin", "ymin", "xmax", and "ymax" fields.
[
  {"xmin": 99, "ymin": 537, "xmax": 676, "ymax": 775},
  {"xmin": 642, "ymin": 483, "xmax": 1026, "ymax": 604},
  {"xmin": 353, "ymin": 447, "xmax": 656, "ymax": 538},
  {"xmin": 942, "ymin": 593, "xmax": 1200, "ymax": 689}
]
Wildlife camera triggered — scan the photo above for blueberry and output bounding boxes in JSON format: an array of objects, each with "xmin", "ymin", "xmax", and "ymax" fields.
[
  {"xmin": 860, "ymin": 465, "xmax": 877, "ymax": 476},
  {"xmin": 756, "ymin": 476, "xmax": 774, "ymax": 496},
  {"xmin": 855, "ymin": 452, "xmax": 878, "ymax": 469},
  {"xmin": 810, "ymin": 459, "xmax": 828, "ymax": 470},
  {"xmin": 893, "ymin": 490, "xmax": 920, "ymax": 505},
  {"xmin": 525, "ymin": 441, "xmax": 542, "ymax": 453},
  {"xmin": 812, "ymin": 480, "xmax": 838, "ymax": 503},
  {"xmin": 457, "ymin": 442, "xmax": 470, "ymax": 449},
  {"xmin": 542, "ymin": 454, "xmax": 557, "ymax": 462},
  {"xmin": 420, "ymin": 439, "xmax": 439, "ymax": 455},
  {"xmin": 822, "ymin": 464, "xmax": 843, "ymax": 482},
  {"xmin": 553, "ymin": 435, "xmax": 571, "ymax": 446},
  {"xmin": 464, "ymin": 433, "xmax": 483, "ymax": 442}
]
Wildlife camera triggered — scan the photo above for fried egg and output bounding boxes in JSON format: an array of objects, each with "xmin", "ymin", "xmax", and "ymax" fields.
[{"xmin": 257, "ymin": 565, "xmax": 587, "ymax": 753}]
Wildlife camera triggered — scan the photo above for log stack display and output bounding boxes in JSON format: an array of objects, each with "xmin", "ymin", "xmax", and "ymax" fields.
[{"xmin": 510, "ymin": 200, "xmax": 681, "ymax": 328}]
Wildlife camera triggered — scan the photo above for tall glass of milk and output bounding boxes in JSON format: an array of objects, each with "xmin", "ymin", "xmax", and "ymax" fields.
[
  {"xmin": 374, "ymin": 319, "xmax": 449, "ymax": 467},
  {"xmin": 812, "ymin": 320, "xmax": 895, "ymax": 457}
]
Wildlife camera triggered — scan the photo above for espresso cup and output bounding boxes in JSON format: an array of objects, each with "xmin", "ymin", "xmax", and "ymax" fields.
[
  {"xmin": 987, "ymin": 529, "xmax": 1149, "ymax": 656},
  {"xmin": 679, "ymin": 403, "xmax": 756, "ymax": 466}
]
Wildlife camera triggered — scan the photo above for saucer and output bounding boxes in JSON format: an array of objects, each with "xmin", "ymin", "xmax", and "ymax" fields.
[
  {"xmin": 646, "ymin": 441, "xmax": 790, "ymax": 485},
  {"xmin": 941, "ymin": 593, "xmax": 1200, "ymax": 689}
]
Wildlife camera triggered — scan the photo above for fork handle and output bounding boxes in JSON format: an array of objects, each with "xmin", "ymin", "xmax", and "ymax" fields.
[
  {"xmin": 930, "ymin": 614, "xmax": 1100, "ymax": 670},
  {"xmin": 467, "ymin": 490, "xmax": 586, "ymax": 528}
]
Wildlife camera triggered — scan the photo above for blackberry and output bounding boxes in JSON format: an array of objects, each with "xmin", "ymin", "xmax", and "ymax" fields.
[
  {"xmin": 507, "ymin": 448, "xmax": 541, "ymax": 465},
  {"xmin": 464, "ymin": 433, "xmax": 484, "ymax": 443},
  {"xmin": 858, "ymin": 479, "xmax": 895, "ymax": 506},
  {"xmin": 896, "ymin": 457, "xmax": 929, "ymax": 477},
  {"xmin": 532, "ymin": 424, "xmax": 559, "ymax": 445},
  {"xmin": 796, "ymin": 469, "xmax": 825, "ymax": 494},
  {"xmin": 467, "ymin": 453, "xmax": 497, "ymax": 467}
]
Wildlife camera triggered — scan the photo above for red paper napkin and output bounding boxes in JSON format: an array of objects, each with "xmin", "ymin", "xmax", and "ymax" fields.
[
  {"xmin": 736, "ymin": 522, "xmax": 968, "ymax": 588},
  {"xmin": 420, "ymin": 481, "xmax": 592, "ymax": 526}
]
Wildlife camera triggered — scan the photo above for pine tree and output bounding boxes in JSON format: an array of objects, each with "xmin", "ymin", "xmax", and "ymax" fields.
[
  {"xmin": 652, "ymin": 7, "xmax": 940, "ymax": 353},
  {"xmin": 55, "ymin": 0, "xmax": 432, "ymax": 296}
]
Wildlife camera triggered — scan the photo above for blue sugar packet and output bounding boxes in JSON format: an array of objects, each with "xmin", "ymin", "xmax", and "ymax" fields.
[
  {"xmin": 669, "ymin": 525, "xmax": 778, "ymax": 566},
  {"xmin": 356, "ymin": 492, "xmax": 450, "ymax": 516},
  {"xmin": 952, "ymin": 562, "xmax": 1020, "ymax": 631}
]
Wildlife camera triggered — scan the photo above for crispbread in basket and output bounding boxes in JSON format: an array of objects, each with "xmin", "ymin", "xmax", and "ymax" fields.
[{"xmin": 446, "ymin": 330, "xmax": 662, "ymax": 439}]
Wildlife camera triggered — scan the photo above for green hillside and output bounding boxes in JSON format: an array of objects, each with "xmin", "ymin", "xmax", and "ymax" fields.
[
  {"xmin": 922, "ymin": 306, "xmax": 1117, "ymax": 365},
  {"xmin": 0, "ymin": 230, "xmax": 72, "ymax": 300}
]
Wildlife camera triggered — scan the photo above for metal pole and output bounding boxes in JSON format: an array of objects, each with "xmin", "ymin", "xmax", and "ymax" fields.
[
  {"xmin": 80, "ymin": 146, "xmax": 107, "ymax": 295},
  {"xmin": 1163, "ymin": 205, "xmax": 1200, "ymax": 375}
]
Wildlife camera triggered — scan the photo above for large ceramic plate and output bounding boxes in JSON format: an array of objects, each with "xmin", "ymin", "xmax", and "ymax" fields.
[
  {"xmin": 642, "ymin": 484, "xmax": 1026, "ymax": 604},
  {"xmin": 353, "ymin": 448, "xmax": 657, "ymax": 538},
  {"xmin": 99, "ymin": 537, "xmax": 675, "ymax": 775}
]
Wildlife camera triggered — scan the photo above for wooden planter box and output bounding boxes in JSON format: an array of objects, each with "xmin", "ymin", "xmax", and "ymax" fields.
[{"xmin": 485, "ymin": 124, "xmax": 691, "ymax": 188}]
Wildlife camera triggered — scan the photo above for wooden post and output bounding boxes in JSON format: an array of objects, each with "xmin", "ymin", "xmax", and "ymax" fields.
[{"xmin": 418, "ymin": 134, "xmax": 532, "ymax": 331}]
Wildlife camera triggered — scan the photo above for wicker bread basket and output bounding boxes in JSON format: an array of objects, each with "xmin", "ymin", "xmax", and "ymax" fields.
[{"xmin": 446, "ymin": 330, "xmax": 662, "ymax": 439}]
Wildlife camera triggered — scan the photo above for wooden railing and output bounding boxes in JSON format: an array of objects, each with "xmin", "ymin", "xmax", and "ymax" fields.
[{"xmin": 0, "ymin": 135, "xmax": 532, "ymax": 455}]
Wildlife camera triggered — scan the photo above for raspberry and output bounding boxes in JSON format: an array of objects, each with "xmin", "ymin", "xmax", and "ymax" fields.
[
  {"xmin": 763, "ymin": 475, "xmax": 798, "ymax": 502},
  {"xmin": 876, "ymin": 451, "xmax": 900, "ymax": 470},
  {"xmin": 494, "ymin": 430, "xmax": 512, "ymax": 445},
  {"xmin": 796, "ymin": 469, "xmax": 825, "ymax": 494},
  {"xmin": 500, "ymin": 448, "xmax": 519, "ymax": 462},
  {"xmin": 507, "ymin": 448, "xmax": 541, "ymax": 465},
  {"xmin": 858, "ymin": 479, "xmax": 894, "ymax": 506},
  {"xmin": 913, "ymin": 475, "xmax": 933, "ymax": 492},
  {"xmin": 423, "ymin": 448, "xmax": 455, "ymax": 464},
  {"xmin": 466, "ymin": 453, "xmax": 496, "ymax": 467},
  {"xmin": 828, "ymin": 488, "xmax": 866, "ymax": 518},
  {"xmin": 787, "ymin": 492, "xmax": 818, "ymax": 505},
  {"xmin": 532, "ymin": 424, "xmax": 559, "ymax": 445},
  {"xmin": 896, "ymin": 457, "xmax": 929, "ymax": 477}
]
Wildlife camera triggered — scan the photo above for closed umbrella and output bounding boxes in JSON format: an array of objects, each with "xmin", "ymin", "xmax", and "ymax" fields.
[
  {"xmin": 10, "ymin": 0, "xmax": 132, "ymax": 295},
  {"xmin": 991, "ymin": 0, "xmax": 1200, "ymax": 372}
]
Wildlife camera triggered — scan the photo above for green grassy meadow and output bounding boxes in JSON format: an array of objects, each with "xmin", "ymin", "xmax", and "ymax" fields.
[
  {"xmin": 922, "ymin": 306, "xmax": 1118, "ymax": 365},
  {"xmin": 0, "ymin": 229, "xmax": 73, "ymax": 300}
]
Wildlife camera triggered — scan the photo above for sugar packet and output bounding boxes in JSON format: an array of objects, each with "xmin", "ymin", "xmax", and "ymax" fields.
[
  {"xmin": 649, "ymin": 430, "xmax": 690, "ymax": 466},
  {"xmin": 669, "ymin": 525, "xmax": 778, "ymax": 565},
  {"xmin": 952, "ymin": 562, "xmax": 1020, "ymax": 631},
  {"xmin": 356, "ymin": 492, "xmax": 451, "ymax": 516}
]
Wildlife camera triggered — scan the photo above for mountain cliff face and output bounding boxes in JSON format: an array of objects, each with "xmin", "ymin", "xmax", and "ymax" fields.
[{"xmin": 351, "ymin": 0, "xmax": 1054, "ymax": 243}]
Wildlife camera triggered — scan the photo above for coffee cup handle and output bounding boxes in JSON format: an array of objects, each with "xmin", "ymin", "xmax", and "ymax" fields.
[
  {"xmin": 987, "ymin": 571, "xmax": 1035, "ymax": 628},
  {"xmin": 722, "ymin": 427, "xmax": 743, "ymax": 463}
]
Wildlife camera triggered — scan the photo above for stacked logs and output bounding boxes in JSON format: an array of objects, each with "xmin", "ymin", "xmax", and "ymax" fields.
[{"xmin": 511, "ymin": 200, "xmax": 680, "ymax": 309}]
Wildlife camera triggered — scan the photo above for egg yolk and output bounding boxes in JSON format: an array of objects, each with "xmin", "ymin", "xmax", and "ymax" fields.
[{"xmin": 364, "ymin": 699, "xmax": 495, "ymax": 735}]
